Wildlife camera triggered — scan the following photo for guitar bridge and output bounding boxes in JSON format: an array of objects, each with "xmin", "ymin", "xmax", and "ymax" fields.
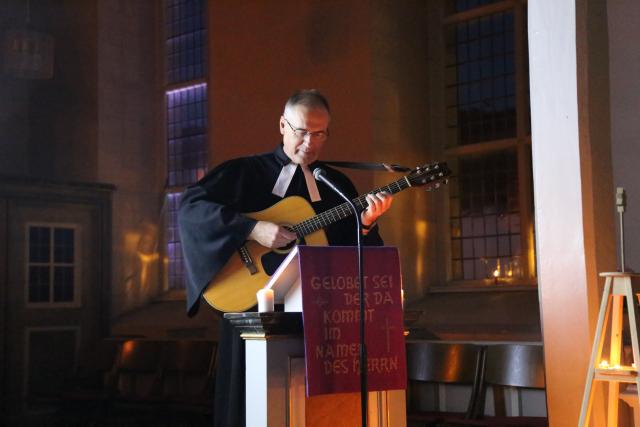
[{"xmin": 238, "ymin": 245, "xmax": 258, "ymax": 275}]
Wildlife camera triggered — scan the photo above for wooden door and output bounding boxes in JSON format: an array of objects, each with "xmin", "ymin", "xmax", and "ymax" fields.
[{"xmin": 4, "ymin": 197, "xmax": 102, "ymax": 412}]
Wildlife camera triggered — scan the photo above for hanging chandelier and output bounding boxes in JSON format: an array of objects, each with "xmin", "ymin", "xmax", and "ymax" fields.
[{"xmin": 2, "ymin": 0, "xmax": 54, "ymax": 79}]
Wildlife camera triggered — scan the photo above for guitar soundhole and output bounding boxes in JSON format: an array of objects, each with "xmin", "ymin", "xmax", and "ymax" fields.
[
  {"xmin": 262, "ymin": 237, "xmax": 306, "ymax": 276},
  {"xmin": 261, "ymin": 252, "xmax": 287, "ymax": 276}
]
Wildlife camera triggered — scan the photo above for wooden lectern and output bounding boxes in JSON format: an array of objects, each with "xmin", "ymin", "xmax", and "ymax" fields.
[{"xmin": 225, "ymin": 246, "xmax": 407, "ymax": 427}]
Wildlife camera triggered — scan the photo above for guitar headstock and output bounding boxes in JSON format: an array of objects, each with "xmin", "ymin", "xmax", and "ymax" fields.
[{"xmin": 407, "ymin": 161, "xmax": 451, "ymax": 191}]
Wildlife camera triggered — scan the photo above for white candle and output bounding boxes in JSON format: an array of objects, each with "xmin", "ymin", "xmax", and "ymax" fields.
[
  {"xmin": 257, "ymin": 288, "xmax": 274, "ymax": 313},
  {"xmin": 401, "ymin": 289, "xmax": 405, "ymax": 309}
]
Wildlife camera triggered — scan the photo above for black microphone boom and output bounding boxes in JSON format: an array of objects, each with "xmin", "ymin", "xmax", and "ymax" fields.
[
  {"xmin": 312, "ymin": 168, "xmax": 351, "ymax": 200},
  {"xmin": 313, "ymin": 167, "xmax": 355, "ymax": 203},
  {"xmin": 312, "ymin": 166, "xmax": 368, "ymax": 427}
]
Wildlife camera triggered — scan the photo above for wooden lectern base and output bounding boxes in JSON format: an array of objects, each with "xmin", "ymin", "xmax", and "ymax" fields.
[
  {"xmin": 290, "ymin": 356, "xmax": 406, "ymax": 426},
  {"xmin": 306, "ymin": 393, "xmax": 360, "ymax": 427},
  {"xmin": 227, "ymin": 312, "xmax": 406, "ymax": 427}
]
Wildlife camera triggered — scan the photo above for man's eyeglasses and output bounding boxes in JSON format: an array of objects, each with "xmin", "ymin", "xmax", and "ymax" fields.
[{"xmin": 284, "ymin": 117, "xmax": 329, "ymax": 141}]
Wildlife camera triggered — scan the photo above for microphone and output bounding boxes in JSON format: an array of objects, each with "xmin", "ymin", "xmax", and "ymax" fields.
[
  {"xmin": 312, "ymin": 167, "xmax": 325, "ymax": 180},
  {"xmin": 314, "ymin": 166, "xmax": 368, "ymax": 427},
  {"xmin": 313, "ymin": 168, "xmax": 350, "ymax": 201}
]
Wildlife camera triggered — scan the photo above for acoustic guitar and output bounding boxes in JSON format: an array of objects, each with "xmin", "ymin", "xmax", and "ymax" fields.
[{"xmin": 202, "ymin": 162, "xmax": 451, "ymax": 312}]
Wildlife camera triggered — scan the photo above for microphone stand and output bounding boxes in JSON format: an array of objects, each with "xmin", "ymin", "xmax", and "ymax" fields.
[{"xmin": 314, "ymin": 169, "xmax": 368, "ymax": 427}]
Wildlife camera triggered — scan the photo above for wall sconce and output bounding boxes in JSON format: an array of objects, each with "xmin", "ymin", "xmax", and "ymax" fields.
[{"xmin": 3, "ymin": 0, "xmax": 55, "ymax": 80}]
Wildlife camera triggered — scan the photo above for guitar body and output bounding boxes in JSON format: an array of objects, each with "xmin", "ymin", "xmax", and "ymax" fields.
[
  {"xmin": 199, "ymin": 161, "xmax": 451, "ymax": 312},
  {"xmin": 202, "ymin": 196, "xmax": 328, "ymax": 313}
]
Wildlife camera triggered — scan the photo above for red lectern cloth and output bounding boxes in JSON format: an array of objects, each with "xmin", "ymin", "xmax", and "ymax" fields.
[{"xmin": 298, "ymin": 245, "xmax": 407, "ymax": 397}]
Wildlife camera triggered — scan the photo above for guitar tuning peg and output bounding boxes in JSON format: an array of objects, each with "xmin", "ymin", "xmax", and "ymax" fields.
[{"xmin": 443, "ymin": 179, "xmax": 449, "ymax": 185}]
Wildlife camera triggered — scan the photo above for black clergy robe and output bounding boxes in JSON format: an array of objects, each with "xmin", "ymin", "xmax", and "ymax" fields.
[
  {"xmin": 178, "ymin": 143, "xmax": 383, "ymax": 316},
  {"xmin": 178, "ymin": 144, "xmax": 384, "ymax": 427}
]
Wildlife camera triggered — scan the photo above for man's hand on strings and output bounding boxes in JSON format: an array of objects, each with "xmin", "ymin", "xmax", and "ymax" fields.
[
  {"xmin": 248, "ymin": 221, "xmax": 297, "ymax": 249},
  {"xmin": 361, "ymin": 191, "xmax": 393, "ymax": 228}
]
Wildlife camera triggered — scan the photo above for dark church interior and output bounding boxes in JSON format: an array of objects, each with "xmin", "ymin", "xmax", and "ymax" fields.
[{"xmin": 1, "ymin": 0, "xmax": 639, "ymax": 425}]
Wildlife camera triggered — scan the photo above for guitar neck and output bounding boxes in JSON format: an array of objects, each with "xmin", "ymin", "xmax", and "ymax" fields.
[{"xmin": 292, "ymin": 176, "xmax": 412, "ymax": 237}]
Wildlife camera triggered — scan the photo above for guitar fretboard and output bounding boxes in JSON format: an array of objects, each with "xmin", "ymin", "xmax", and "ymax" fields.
[{"xmin": 291, "ymin": 177, "xmax": 411, "ymax": 237}]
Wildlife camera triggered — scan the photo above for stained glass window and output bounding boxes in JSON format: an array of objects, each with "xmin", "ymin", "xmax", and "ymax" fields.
[{"xmin": 164, "ymin": 0, "xmax": 208, "ymax": 290}]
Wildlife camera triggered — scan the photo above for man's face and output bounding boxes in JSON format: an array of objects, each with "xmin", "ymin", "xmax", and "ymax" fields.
[{"xmin": 279, "ymin": 105, "xmax": 330, "ymax": 165}]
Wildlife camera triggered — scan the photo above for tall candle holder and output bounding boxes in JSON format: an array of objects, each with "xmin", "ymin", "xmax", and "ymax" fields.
[{"xmin": 579, "ymin": 187, "xmax": 640, "ymax": 427}]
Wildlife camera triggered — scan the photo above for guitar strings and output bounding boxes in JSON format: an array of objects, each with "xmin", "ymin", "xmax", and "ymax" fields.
[{"xmin": 291, "ymin": 178, "xmax": 411, "ymax": 238}]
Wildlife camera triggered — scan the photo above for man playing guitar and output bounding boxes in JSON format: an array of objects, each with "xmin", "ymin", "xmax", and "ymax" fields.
[{"xmin": 178, "ymin": 89, "xmax": 393, "ymax": 427}]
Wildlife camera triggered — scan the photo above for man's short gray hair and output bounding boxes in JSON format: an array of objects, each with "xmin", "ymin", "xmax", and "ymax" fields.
[{"xmin": 284, "ymin": 89, "xmax": 331, "ymax": 116}]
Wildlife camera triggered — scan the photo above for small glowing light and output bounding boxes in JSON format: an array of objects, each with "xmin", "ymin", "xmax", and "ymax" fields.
[
  {"xmin": 633, "ymin": 363, "xmax": 637, "ymax": 369},
  {"xmin": 138, "ymin": 252, "xmax": 159, "ymax": 263},
  {"xmin": 507, "ymin": 270, "xmax": 513, "ymax": 277},
  {"xmin": 614, "ymin": 364, "xmax": 621, "ymax": 370},
  {"xmin": 122, "ymin": 340, "xmax": 135, "ymax": 357},
  {"xmin": 599, "ymin": 360, "xmax": 610, "ymax": 368},
  {"xmin": 493, "ymin": 269, "xmax": 500, "ymax": 278}
]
